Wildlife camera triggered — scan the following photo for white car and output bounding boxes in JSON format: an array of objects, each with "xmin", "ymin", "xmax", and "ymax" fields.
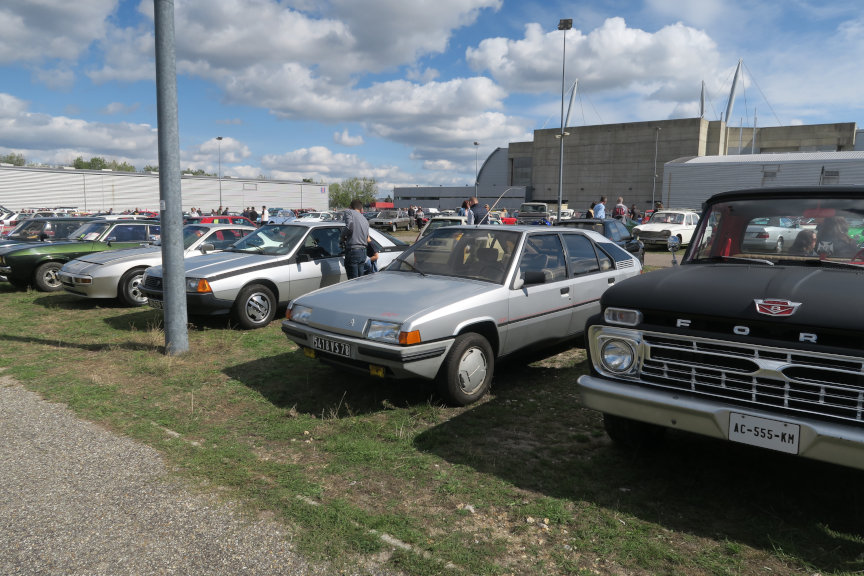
[
  {"xmin": 296, "ymin": 211, "xmax": 338, "ymax": 222},
  {"xmin": 632, "ymin": 209, "xmax": 700, "ymax": 246},
  {"xmin": 59, "ymin": 223, "xmax": 255, "ymax": 306}
]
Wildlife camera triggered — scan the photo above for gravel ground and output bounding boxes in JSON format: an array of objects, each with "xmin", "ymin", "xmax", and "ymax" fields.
[{"xmin": 0, "ymin": 375, "xmax": 329, "ymax": 576}]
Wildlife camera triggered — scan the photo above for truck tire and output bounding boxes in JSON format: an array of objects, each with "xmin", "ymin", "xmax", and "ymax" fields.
[
  {"xmin": 231, "ymin": 284, "xmax": 276, "ymax": 329},
  {"xmin": 436, "ymin": 333, "xmax": 494, "ymax": 406},
  {"xmin": 34, "ymin": 262, "xmax": 63, "ymax": 292},
  {"xmin": 603, "ymin": 413, "xmax": 666, "ymax": 450}
]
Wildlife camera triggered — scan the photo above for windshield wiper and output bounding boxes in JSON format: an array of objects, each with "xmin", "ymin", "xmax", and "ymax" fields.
[
  {"xmin": 693, "ymin": 256, "xmax": 774, "ymax": 266},
  {"xmin": 397, "ymin": 258, "xmax": 427, "ymax": 276},
  {"xmin": 778, "ymin": 258, "xmax": 864, "ymax": 270}
]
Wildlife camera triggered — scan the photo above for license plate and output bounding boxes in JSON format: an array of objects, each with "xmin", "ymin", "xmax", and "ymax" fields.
[
  {"xmin": 729, "ymin": 412, "xmax": 800, "ymax": 455},
  {"xmin": 148, "ymin": 298, "xmax": 163, "ymax": 310},
  {"xmin": 312, "ymin": 335, "xmax": 351, "ymax": 358}
]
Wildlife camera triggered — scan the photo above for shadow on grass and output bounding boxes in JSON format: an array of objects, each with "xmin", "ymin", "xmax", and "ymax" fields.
[
  {"xmin": 414, "ymin": 357, "xmax": 864, "ymax": 574},
  {"xmin": 0, "ymin": 333, "xmax": 160, "ymax": 353}
]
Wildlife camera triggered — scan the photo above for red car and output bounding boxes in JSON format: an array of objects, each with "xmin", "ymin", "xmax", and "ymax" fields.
[{"xmin": 185, "ymin": 215, "xmax": 256, "ymax": 227}]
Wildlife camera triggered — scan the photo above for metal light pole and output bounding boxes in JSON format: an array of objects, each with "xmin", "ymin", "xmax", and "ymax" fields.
[
  {"xmin": 557, "ymin": 18, "xmax": 572, "ymax": 223},
  {"xmin": 651, "ymin": 127, "xmax": 660, "ymax": 209},
  {"xmin": 473, "ymin": 141, "xmax": 479, "ymax": 197},
  {"xmin": 216, "ymin": 136, "xmax": 223, "ymax": 207}
]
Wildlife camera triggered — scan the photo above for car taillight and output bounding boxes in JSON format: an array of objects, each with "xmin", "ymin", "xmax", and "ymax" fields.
[{"xmin": 756, "ymin": 232, "xmax": 769, "ymax": 239}]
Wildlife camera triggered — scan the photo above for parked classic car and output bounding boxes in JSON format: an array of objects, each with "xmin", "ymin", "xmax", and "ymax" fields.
[
  {"xmin": 556, "ymin": 218, "xmax": 645, "ymax": 264},
  {"xmin": 577, "ymin": 187, "xmax": 864, "ymax": 470},
  {"xmin": 59, "ymin": 223, "xmax": 255, "ymax": 306},
  {"xmin": 369, "ymin": 210, "xmax": 412, "ymax": 232},
  {"xmin": 140, "ymin": 222, "xmax": 408, "ymax": 329},
  {"xmin": 266, "ymin": 210, "xmax": 297, "ymax": 224},
  {"xmin": 0, "ymin": 216, "xmax": 98, "ymax": 248},
  {"xmin": 632, "ymin": 209, "xmax": 700, "ymax": 247},
  {"xmin": 741, "ymin": 216, "xmax": 808, "ymax": 253},
  {"xmin": 0, "ymin": 219, "xmax": 160, "ymax": 291},
  {"xmin": 281, "ymin": 225, "xmax": 643, "ymax": 405},
  {"xmin": 296, "ymin": 211, "xmax": 338, "ymax": 222}
]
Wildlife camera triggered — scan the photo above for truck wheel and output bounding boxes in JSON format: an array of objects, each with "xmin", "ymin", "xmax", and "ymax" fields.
[
  {"xmin": 603, "ymin": 413, "xmax": 665, "ymax": 449},
  {"xmin": 437, "ymin": 333, "xmax": 494, "ymax": 406},
  {"xmin": 391, "ymin": 223, "xmax": 397, "ymax": 232},
  {"xmin": 118, "ymin": 267, "xmax": 148, "ymax": 307},
  {"xmin": 34, "ymin": 262, "xmax": 63, "ymax": 292},
  {"xmin": 232, "ymin": 284, "xmax": 275, "ymax": 329}
]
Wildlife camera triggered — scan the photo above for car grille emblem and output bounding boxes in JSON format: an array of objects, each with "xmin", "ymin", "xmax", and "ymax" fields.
[
  {"xmin": 349, "ymin": 318, "xmax": 355, "ymax": 327},
  {"xmin": 754, "ymin": 298, "xmax": 801, "ymax": 317}
]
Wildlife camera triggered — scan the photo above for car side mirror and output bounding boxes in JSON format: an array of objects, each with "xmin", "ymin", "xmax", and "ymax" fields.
[
  {"xmin": 199, "ymin": 242, "xmax": 215, "ymax": 254},
  {"xmin": 667, "ymin": 235, "xmax": 681, "ymax": 266},
  {"xmin": 106, "ymin": 236, "xmax": 116, "ymax": 245},
  {"xmin": 518, "ymin": 269, "xmax": 546, "ymax": 287},
  {"xmin": 296, "ymin": 253, "xmax": 311, "ymax": 263}
]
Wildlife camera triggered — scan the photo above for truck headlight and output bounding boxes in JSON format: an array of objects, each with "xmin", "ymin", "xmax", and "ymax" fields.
[
  {"xmin": 600, "ymin": 338, "xmax": 636, "ymax": 373},
  {"xmin": 604, "ymin": 307, "xmax": 642, "ymax": 326}
]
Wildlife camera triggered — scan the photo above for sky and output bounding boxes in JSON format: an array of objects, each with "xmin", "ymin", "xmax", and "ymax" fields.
[{"xmin": 1, "ymin": 0, "xmax": 863, "ymax": 197}]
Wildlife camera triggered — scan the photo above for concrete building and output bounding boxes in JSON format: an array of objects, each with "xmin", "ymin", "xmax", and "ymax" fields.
[
  {"xmin": 395, "ymin": 118, "xmax": 857, "ymax": 215},
  {"xmin": 0, "ymin": 165, "xmax": 329, "ymax": 213}
]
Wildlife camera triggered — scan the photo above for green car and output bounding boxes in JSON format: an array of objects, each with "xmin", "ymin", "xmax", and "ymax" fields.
[{"xmin": 0, "ymin": 219, "xmax": 161, "ymax": 291}]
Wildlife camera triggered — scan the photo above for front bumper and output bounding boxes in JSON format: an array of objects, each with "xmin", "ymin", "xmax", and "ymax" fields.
[
  {"xmin": 282, "ymin": 319, "xmax": 453, "ymax": 380},
  {"xmin": 59, "ymin": 272, "xmax": 117, "ymax": 299},
  {"xmin": 577, "ymin": 374, "xmax": 864, "ymax": 471},
  {"xmin": 142, "ymin": 289, "xmax": 234, "ymax": 316}
]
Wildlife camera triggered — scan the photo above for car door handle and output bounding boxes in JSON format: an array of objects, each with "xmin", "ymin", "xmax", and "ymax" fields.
[{"xmin": 560, "ymin": 286, "xmax": 569, "ymax": 295}]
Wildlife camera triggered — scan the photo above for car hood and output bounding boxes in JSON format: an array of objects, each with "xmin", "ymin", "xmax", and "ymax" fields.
[
  {"xmin": 294, "ymin": 271, "xmax": 500, "ymax": 337},
  {"xmin": 602, "ymin": 263, "xmax": 863, "ymax": 333},
  {"xmin": 70, "ymin": 245, "xmax": 161, "ymax": 265},
  {"xmin": 634, "ymin": 222, "xmax": 686, "ymax": 232},
  {"xmin": 146, "ymin": 250, "xmax": 281, "ymax": 278}
]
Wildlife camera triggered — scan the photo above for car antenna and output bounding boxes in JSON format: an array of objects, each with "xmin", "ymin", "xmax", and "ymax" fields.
[{"xmin": 479, "ymin": 187, "xmax": 520, "ymax": 226}]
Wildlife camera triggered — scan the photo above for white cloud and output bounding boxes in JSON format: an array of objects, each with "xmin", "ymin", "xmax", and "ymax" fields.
[
  {"xmin": 0, "ymin": 0, "xmax": 115, "ymax": 64},
  {"xmin": 334, "ymin": 129, "xmax": 364, "ymax": 147},
  {"xmin": 102, "ymin": 102, "xmax": 141, "ymax": 115},
  {"xmin": 32, "ymin": 67, "xmax": 76, "ymax": 90}
]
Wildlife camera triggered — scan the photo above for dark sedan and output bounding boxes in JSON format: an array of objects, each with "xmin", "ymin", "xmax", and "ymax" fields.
[{"xmin": 556, "ymin": 218, "xmax": 644, "ymax": 264}]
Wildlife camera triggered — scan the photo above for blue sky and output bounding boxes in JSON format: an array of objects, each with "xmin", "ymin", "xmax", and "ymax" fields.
[{"xmin": 1, "ymin": 0, "xmax": 862, "ymax": 196}]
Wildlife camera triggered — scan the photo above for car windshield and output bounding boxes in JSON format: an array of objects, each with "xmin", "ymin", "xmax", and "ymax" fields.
[
  {"xmin": 226, "ymin": 224, "xmax": 308, "ymax": 255},
  {"xmin": 687, "ymin": 195, "xmax": 864, "ymax": 266},
  {"xmin": 70, "ymin": 221, "xmax": 112, "ymax": 240},
  {"xmin": 182, "ymin": 225, "xmax": 210, "ymax": 249},
  {"xmin": 520, "ymin": 204, "xmax": 546, "ymax": 213},
  {"xmin": 649, "ymin": 212, "xmax": 685, "ymax": 224},
  {"xmin": 8, "ymin": 220, "xmax": 83, "ymax": 240},
  {"xmin": 421, "ymin": 218, "xmax": 464, "ymax": 237},
  {"xmin": 391, "ymin": 227, "xmax": 521, "ymax": 284}
]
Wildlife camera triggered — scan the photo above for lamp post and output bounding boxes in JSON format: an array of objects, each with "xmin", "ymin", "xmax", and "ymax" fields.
[
  {"xmin": 216, "ymin": 136, "xmax": 223, "ymax": 207},
  {"xmin": 651, "ymin": 127, "xmax": 660, "ymax": 209},
  {"xmin": 473, "ymin": 141, "xmax": 479, "ymax": 197},
  {"xmin": 557, "ymin": 18, "xmax": 572, "ymax": 223}
]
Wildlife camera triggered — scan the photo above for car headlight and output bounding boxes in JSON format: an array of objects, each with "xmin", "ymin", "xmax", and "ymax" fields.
[
  {"xmin": 366, "ymin": 320, "xmax": 401, "ymax": 343},
  {"xmin": 599, "ymin": 338, "xmax": 636, "ymax": 373},
  {"xmin": 289, "ymin": 304, "xmax": 313, "ymax": 324},
  {"xmin": 185, "ymin": 278, "xmax": 212, "ymax": 293}
]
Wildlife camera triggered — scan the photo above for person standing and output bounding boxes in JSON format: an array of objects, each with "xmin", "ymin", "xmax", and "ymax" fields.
[
  {"xmin": 467, "ymin": 196, "xmax": 488, "ymax": 224},
  {"xmin": 260, "ymin": 206, "xmax": 268, "ymax": 225},
  {"xmin": 407, "ymin": 205, "xmax": 415, "ymax": 229},
  {"xmin": 612, "ymin": 197, "xmax": 628, "ymax": 219},
  {"xmin": 414, "ymin": 206, "xmax": 424, "ymax": 229},
  {"xmin": 341, "ymin": 199, "xmax": 370, "ymax": 279},
  {"xmin": 593, "ymin": 196, "xmax": 607, "ymax": 219}
]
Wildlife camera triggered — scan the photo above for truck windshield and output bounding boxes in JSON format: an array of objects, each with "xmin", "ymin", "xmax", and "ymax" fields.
[
  {"xmin": 687, "ymin": 195, "xmax": 864, "ymax": 266},
  {"xmin": 519, "ymin": 204, "xmax": 546, "ymax": 213}
]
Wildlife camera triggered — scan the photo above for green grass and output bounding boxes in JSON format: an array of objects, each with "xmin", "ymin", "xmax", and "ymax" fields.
[{"xmin": 1, "ymin": 283, "xmax": 863, "ymax": 575}]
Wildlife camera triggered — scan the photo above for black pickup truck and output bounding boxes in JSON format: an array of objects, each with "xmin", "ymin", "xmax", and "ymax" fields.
[{"xmin": 578, "ymin": 187, "xmax": 864, "ymax": 470}]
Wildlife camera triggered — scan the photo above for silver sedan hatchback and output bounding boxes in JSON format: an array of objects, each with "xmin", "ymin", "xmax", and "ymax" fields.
[
  {"xmin": 140, "ymin": 222, "xmax": 408, "ymax": 329},
  {"xmin": 281, "ymin": 225, "xmax": 642, "ymax": 405}
]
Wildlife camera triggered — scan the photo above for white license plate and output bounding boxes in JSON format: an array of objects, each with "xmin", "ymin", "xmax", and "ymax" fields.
[
  {"xmin": 312, "ymin": 335, "xmax": 351, "ymax": 358},
  {"xmin": 148, "ymin": 298, "xmax": 163, "ymax": 310},
  {"xmin": 729, "ymin": 412, "xmax": 800, "ymax": 455}
]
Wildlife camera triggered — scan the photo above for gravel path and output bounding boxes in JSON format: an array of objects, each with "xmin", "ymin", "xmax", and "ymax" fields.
[{"xmin": 0, "ymin": 376, "xmax": 327, "ymax": 576}]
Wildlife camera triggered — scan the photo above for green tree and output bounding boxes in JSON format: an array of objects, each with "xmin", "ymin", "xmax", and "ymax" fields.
[
  {"xmin": 142, "ymin": 165, "xmax": 159, "ymax": 173},
  {"xmin": 183, "ymin": 168, "xmax": 215, "ymax": 176},
  {"xmin": 329, "ymin": 177, "xmax": 377, "ymax": 209},
  {"xmin": 0, "ymin": 152, "xmax": 25, "ymax": 166},
  {"xmin": 108, "ymin": 160, "xmax": 136, "ymax": 172}
]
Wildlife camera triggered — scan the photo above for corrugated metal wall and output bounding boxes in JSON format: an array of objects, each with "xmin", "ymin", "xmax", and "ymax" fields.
[
  {"xmin": 662, "ymin": 152, "xmax": 864, "ymax": 208},
  {"xmin": 0, "ymin": 166, "xmax": 329, "ymax": 213}
]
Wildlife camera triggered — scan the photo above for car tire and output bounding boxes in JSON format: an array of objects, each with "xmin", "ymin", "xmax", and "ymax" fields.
[
  {"xmin": 232, "ymin": 284, "xmax": 276, "ymax": 329},
  {"xmin": 603, "ymin": 413, "xmax": 666, "ymax": 450},
  {"xmin": 391, "ymin": 223, "xmax": 397, "ymax": 232},
  {"xmin": 34, "ymin": 261, "xmax": 63, "ymax": 292},
  {"xmin": 437, "ymin": 332, "xmax": 494, "ymax": 406},
  {"xmin": 118, "ymin": 267, "xmax": 148, "ymax": 307}
]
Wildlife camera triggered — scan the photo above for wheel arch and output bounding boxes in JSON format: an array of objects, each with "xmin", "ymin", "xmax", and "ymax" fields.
[
  {"xmin": 242, "ymin": 277, "xmax": 281, "ymax": 302},
  {"xmin": 455, "ymin": 320, "xmax": 500, "ymax": 356}
]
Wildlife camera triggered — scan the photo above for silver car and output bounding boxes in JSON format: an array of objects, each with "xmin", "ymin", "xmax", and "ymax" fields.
[
  {"xmin": 58, "ymin": 223, "xmax": 255, "ymax": 306},
  {"xmin": 281, "ymin": 225, "xmax": 642, "ymax": 405},
  {"xmin": 140, "ymin": 222, "xmax": 408, "ymax": 329}
]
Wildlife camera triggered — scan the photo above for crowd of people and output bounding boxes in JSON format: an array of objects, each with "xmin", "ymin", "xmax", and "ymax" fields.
[{"xmin": 585, "ymin": 196, "xmax": 651, "ymax": 221}]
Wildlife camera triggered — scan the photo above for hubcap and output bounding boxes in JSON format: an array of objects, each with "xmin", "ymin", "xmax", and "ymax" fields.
[
  {"xmin": 245, "ymin": 293, "xmax": 271, "ymax": 323},
  {"xmin": 43, "ymin": 268, "xmax": 60, "ymax": 287},
  {"xmin": 456, "ymin": 347, "xmax": 488, "ymax": 395},
  {"xmin": 128, "ymin": 274, "xmax": 145, "ymax": 303}
]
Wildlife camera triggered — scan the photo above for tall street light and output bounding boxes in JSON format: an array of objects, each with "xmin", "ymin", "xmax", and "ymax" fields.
[
  {"xmin": 651, "ymin": 127, "xmax": 660, "ymax": 209},
  {"xmin": 216, "ymin": 136, "xmax": 223, "ymax": 208},
  {"xmin": 557, "ymin": 18, "xmax": 572, "ymax": 223},
  {"xmin": 473, "ymin": 141, "xmax": 479, "ymax": 197}
]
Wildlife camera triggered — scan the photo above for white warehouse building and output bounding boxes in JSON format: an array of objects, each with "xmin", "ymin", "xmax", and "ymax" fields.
[{"xmin": 0, "ymin": 165, "xmax": 329, "ymax": 213}]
